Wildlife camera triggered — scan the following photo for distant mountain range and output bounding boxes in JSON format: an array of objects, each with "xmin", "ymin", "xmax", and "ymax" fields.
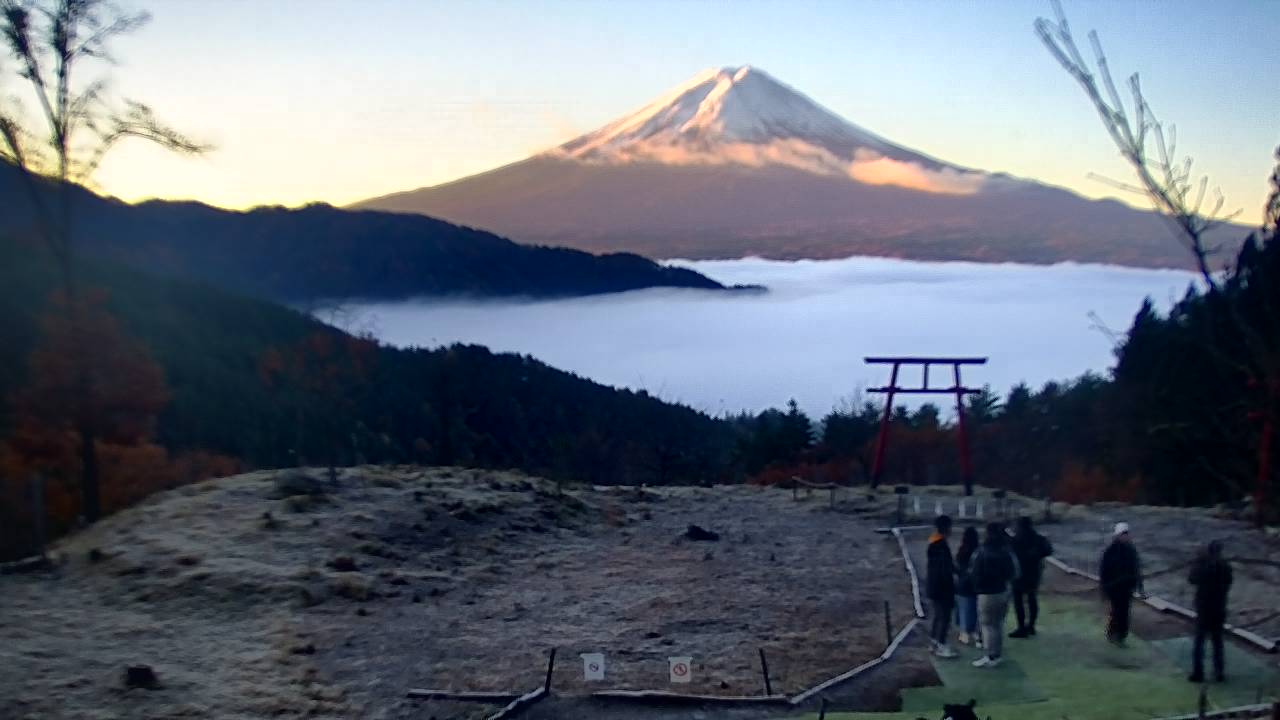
[
  {"xmin": 0, "ymin": 161, "xmax": 727, "ymax": 304},
  {"xmin": 356, "ymin": 66, "xmax": 1248, "ymax": 268}
]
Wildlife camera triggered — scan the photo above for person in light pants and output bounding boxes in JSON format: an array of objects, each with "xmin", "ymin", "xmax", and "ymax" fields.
[
  {"xmin": 953, "ymin": 526, "xmax": 981, "ymax": 647},
  {"xmin": 968, "ymin": 522, "xmax": 1020, "ymax": 668}
]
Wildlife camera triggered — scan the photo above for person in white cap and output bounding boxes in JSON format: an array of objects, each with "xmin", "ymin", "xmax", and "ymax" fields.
[{"xmin": 1099, "ymin": 522, "xmax": 1144, "ymax": 645}]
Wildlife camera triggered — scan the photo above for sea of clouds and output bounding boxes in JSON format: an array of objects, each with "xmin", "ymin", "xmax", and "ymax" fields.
[{"xmin": 348, "ymin": 256, "xmax": 1200, "ymax": 419}]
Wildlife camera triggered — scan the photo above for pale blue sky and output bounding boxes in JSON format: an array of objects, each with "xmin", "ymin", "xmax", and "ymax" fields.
[{"xmin": 81, "ymin": 0, "xmax": 1277, "ymax": 220}]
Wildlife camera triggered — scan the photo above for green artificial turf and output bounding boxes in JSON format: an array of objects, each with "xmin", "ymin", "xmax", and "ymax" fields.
[
  {"xmin": 1151, "ymin": 636, "xmax": 1280, "ymax": 707},
  {"xmin": 801, "ymin": 596, "xmax": 1279, "ymax": 720},
  {"xmin": 900, "ymin": 644, "xmax": 1046, "ymax": 712}
]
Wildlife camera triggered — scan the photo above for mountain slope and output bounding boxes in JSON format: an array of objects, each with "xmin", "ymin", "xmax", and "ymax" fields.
[
  {"xmin": 0, "ymin": 233, "xmax": 734, "ymax": 498},
  {"xmin": 356, "ymin": 66, "xmax": 1247, "ymax": 268},
  {"xmin": 0, "ymin": 161, "xmax": 725, "ymax": 303}
]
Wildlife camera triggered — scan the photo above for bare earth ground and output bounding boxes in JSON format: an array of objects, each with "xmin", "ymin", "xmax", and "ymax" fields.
[
  {"xmin": 0, "ymin": 467, "xmax": 917, "ymax": 720},
  {"xmin": 2, "ymin": 472, "xmax": 1276, "ymax": 720}
]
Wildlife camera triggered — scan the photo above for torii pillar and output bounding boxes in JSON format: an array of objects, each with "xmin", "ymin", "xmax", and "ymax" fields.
[{"xmin": 866, "ymin": 357, "xmax": 987, "ymax": 496}]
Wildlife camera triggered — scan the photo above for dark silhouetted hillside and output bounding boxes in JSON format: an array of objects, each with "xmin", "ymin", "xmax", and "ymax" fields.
[{"xmin": 0, "ymin": 161, "xmax": 726, "ymax": 304}]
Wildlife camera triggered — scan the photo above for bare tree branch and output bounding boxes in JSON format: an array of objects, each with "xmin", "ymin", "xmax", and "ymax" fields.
[
  {"xmin": 2, "ymin": 1, "xmax": 209, "ymax": 526},
  {"xmin": 1034, "ymin": 0, "xmax": 1240, "ymax": 289},
  {"xmin": 2, "ymin": 0, "xmax": 209, "ymax": 287}
]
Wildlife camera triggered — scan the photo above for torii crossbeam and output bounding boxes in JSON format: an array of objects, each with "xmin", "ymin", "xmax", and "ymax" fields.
[{"xmin": 865, "ymin": 356, "xmax": 987, "ymax": 496}]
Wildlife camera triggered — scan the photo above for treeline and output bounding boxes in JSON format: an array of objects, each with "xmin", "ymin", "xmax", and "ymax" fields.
[{"xmin": 733, "ymin": 380, "xmax": 1119, "ymax": 498}]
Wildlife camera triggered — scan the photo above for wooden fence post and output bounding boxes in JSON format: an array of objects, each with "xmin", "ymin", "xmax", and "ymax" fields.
[
  {"xmin": 884, "ymin": 600, "xmax": 893, "ymax": 647},
  {"xmin": 758, "ymin": 648, "xmax": 773, "ymax": 696},
  {"xmin": 30, "ymin": 474, "xmax": 46, "ymax": 561},
  {"xmin": 543, "ymin": 648, "xmax": 557, "ymax": 693}
]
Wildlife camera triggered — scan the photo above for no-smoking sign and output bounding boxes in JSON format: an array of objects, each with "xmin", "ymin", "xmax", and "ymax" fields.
[
  {"xmin": 668, "ymin": 656, "xmax": 692, "ymax": 684},
  {"xmin": 580, "ymin": 653, "xmax": 605, "ymax": 681}
]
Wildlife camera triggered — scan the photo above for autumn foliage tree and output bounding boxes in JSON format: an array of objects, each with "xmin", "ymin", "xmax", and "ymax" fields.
[
  {"xmin": 3, "ymin": 290, "xmax": 168, "ymax": 536},
  {"xmin": 258, "ymin": 331, "xmax": 378, "ymax": 480},
  {"xmin": 1, "ymin": 0, "xmax": 204, "ymax": 523}
]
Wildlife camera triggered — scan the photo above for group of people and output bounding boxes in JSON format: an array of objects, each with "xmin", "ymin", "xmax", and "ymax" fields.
[
  {"xmin": 925, "ymin": 515, "xmax": 1052, "ymax": 668},
  {"xmin": 923, "ymin": 515, "xmax": 1235, "ymax": 683}
]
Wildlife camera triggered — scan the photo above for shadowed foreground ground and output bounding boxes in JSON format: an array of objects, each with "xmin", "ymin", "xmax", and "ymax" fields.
[{"xmin": 3, "ymin": 473, "xmax": 1277, "ymax": 720}]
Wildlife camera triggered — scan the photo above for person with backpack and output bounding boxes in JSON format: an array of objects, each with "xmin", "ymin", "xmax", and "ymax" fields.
[
  {"xmin": 1009, "ymin": 516, "xmax": 1054, "ymax": 638},
  {"xmin": 1099, "ymin": 522, "xmax": 1144, "ymax": 646},
  {"xmin": 925, "ymin": 514, "xmax": 959, "ymax": 658},
  {"xmin": 969, "ymin": 522, "xmax": 1020, "ymax": 668},
  {"xmin": 954, "ymin": 525, "xmax": 981, "ymax": 647},
  {"xmin": 1188, "ymin": 540, "xmax": 1233, "ymax": 683}
]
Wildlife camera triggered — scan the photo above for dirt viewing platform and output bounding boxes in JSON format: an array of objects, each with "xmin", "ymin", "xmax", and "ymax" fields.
[{"xmin": 1, "ymin": 467, "xmax": 1276, "ymax": 719}]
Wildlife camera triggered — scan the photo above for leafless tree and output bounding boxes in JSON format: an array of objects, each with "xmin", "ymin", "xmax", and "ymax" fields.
[
  {"xmin": 1034, "ymin": 0, "xmax": 1239, "ymax": 288},
  {"xmin": 1, "ymin": 0, "xmax": 206, "ymax": 523},
  {"xmin": 1, "ymin": 0, "xmax": 207, "ymax": 295}
]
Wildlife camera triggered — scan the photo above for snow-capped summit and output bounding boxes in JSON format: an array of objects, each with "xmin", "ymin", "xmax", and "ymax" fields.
[{"xmin": 550, "ymin": 65, "xmax": 968, "ymax": 183}]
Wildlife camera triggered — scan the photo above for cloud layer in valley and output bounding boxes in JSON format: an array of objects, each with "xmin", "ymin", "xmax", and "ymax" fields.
[{"xmin": 348, "ymin": 256, "xmax": 1199, "ymax": 419}]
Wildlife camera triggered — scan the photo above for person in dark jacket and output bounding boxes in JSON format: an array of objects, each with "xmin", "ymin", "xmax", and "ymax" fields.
[
  {"xmin": 969, "ymin": 522, "xmax": 1020, "ymax": 668},
  {"xmin": 1009, "ymin": 516, "xmax": 1054, "ymax": 638},
  {"xmin": 925, "ymin": 514, "xmax": 958, "ymax": 658},
  {"xmin": 1188, "ymin": 540, "xmax": 1233, "ymax": 683},
  {"xmin": 1099, "ymin": 522, "xmax": 1143, "ymax": 645},
  {"xmin": 954, "ymin": 526, "xmax": 981, "ymax": 647}
]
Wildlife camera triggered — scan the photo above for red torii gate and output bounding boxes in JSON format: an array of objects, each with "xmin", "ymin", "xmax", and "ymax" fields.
[{"xmin": 866, "ymin": 356, "xmax": 987, "ymax": 496}]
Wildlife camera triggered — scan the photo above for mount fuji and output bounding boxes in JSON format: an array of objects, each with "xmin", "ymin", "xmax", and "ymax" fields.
[{"xmin": 355, "ymin": 66, "xmax": 1241, "ymax": 268}]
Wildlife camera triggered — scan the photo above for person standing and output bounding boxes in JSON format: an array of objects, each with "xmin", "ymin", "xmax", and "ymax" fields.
[
  {"xmin": 969, "ymin": 522, "xmax": 1020, "ymax": 668},
  {"xmin": 926, "ymin": 514, "xmax": 959, "ymax": 658},
  {"xmin": 1099, "ymin": 522, "xmax": 1144, "ymax": 646},
  {"xmin": 1010, "ymin": 516, "xmax": 1054, "ymax": 638},
  {"xmin": 954, "ymin": 526, "xmax": 981, "ymax": 647},
  {"xmin": 1188, "ymin": 540, "xmax": 1233, "ymax": 683}
]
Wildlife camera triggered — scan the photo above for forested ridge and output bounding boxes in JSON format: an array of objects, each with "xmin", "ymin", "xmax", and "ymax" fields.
[
  {"xmin": 0, "ymin": 237, "xmax": 736, "ymax": 558},
  {"xmin": 0, "ymin": 160, "xmax": 727, "ymax": 304}
]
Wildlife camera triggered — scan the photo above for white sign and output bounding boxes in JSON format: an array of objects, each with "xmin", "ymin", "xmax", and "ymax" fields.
[
  {"xmin": 581, "ymin": 653, "xmax": 605, "ymax": 681},
  {"xmin": 668, "ymin": 656, "xmax": 692, "ymax": 684}
]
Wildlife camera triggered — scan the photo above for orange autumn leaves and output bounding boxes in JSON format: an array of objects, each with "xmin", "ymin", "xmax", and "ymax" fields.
[{"xmin": 1, "ymin": 291, "xmax": 234, "ymax": 556}]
